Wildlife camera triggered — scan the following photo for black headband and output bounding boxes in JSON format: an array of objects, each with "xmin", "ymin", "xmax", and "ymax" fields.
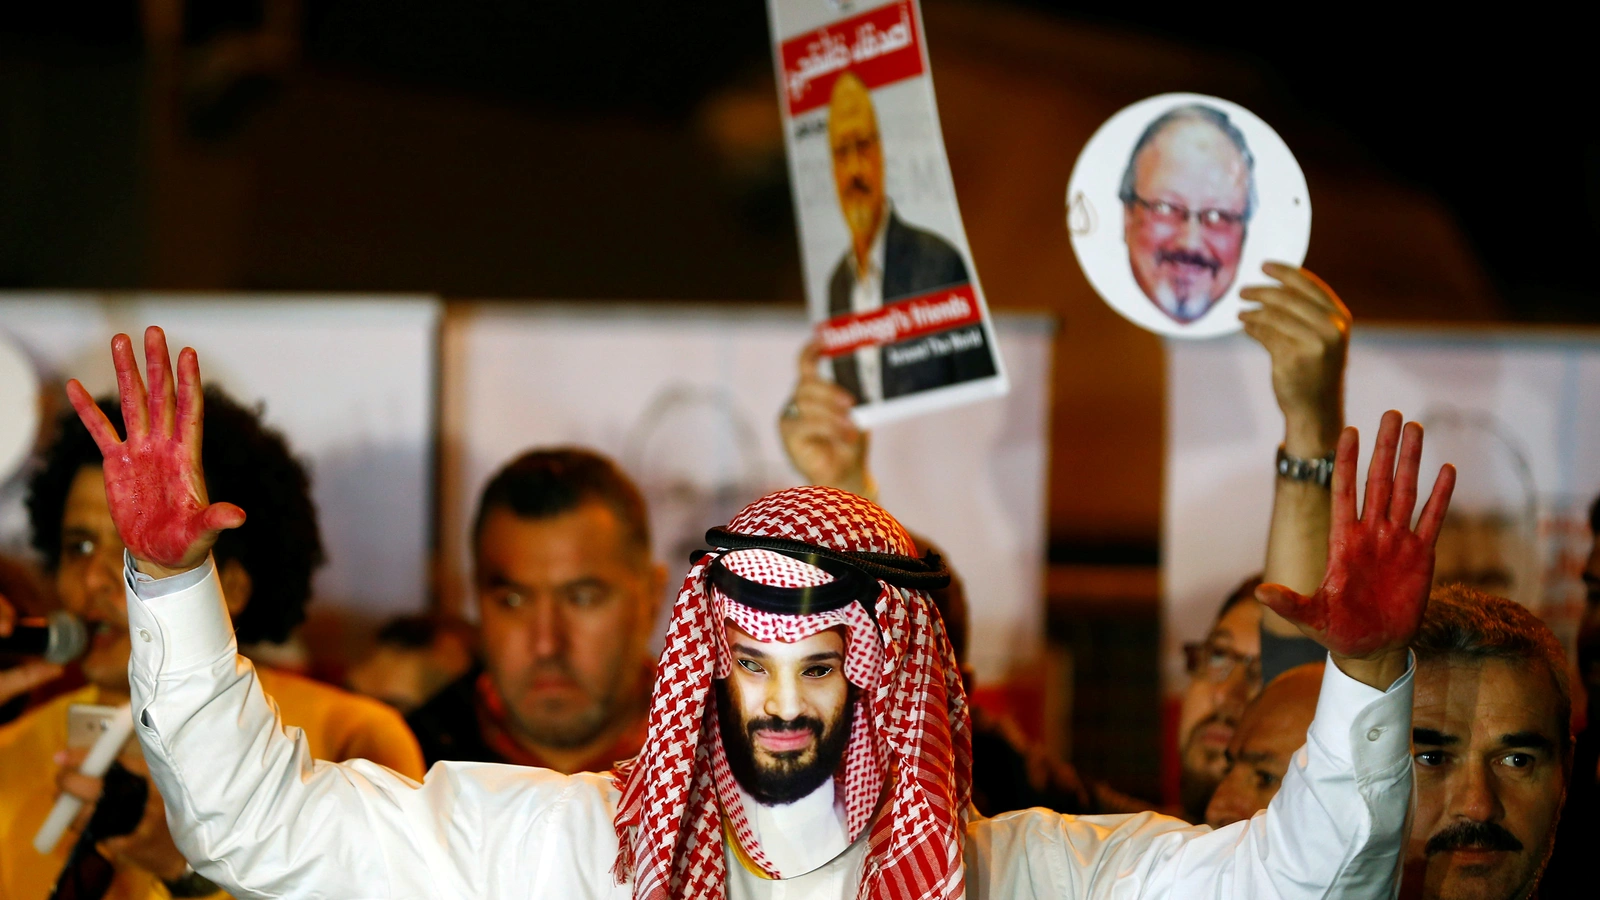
[
  {"xmin": 705, "ymin": 551, "xmax": 877, "ymax": 615},
  {"xmin": 697, "ymin": 526, "xmax": 951, "ymax": 592}
]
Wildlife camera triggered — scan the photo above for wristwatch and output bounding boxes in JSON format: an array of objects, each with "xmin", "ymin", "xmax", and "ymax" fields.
[
  {"xmin": 1276, "ymin": 445, "xmax": 1336, "ymax": 488},
  {"xmin": 163, "ymin": 864, "xmax": 221, "ymax": 898}
]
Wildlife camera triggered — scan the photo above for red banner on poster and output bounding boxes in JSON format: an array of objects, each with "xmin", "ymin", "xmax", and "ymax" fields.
[
  {"xmin": 778, "ymin": 0, "xmax": 924, "ymax": 117},
  {"xmin": 814, "ymin": 284, "xmax": 981, "ymax": 357}
]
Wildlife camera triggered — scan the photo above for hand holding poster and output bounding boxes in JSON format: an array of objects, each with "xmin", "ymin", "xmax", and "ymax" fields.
[
  {"xmin": 1067, "ymin": 94, "xmax": 1311, "ymax": 339},
  {"xmin": 769, "ymin": 0, "xmax": 1008, "ymax": 427}
]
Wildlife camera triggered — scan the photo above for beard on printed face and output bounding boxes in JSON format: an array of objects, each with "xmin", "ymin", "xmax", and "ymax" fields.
[{"xmin": 715, "ymin": 679, "xmax": 857, "ymax": 805}]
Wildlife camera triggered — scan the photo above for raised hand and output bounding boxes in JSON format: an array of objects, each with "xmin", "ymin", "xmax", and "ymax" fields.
[
  {"xmin": 1256, "ymin": 411, "xmax": 1456, "ymax": 690},
  {"xmin": 778, "ymin": 342, "xmax": 873, "ymax": 497},
  {"xmin": 1242, "ymin": 264, "xmax": 1350, "ymax": 617},
  {"xmin": 65, "ymin": 327, "xmax": 244, "ymax": 577},
  {"xmin": 1239, "ymin": 263, "xmax": 1349, "ymax": 458}
]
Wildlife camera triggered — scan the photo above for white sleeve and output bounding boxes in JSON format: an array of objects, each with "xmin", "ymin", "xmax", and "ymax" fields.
[
  {"xmin": 122, "ymin": 555, "xmax": 618, "ymax": 900},
  {"xmin": 1178, "ymin": 655, "xmax": 1414, "ymax": 898},
  {"xmin": 967, "ymin": 656, "xmax": 1413, "ymax": 899}
]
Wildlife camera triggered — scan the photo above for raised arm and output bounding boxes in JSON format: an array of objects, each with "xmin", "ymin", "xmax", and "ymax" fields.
[
  {"xmin": 69, "ymin": 329, "xmax": 468, "ymax": 897},
  {"xmin": 1257, "ymin": 409, "xmax": 1455, "ymax": 690},
  {"xmin": 972, "ymin": 411, "xmax": 1453, "ymax": 898},
  {"xmin": 65, "ymin": 328, "xmax": 245, "ymax": 579},
  {"xmin": 1240, "ymin": 263, "xmax": 1348, "ymax": 599}
]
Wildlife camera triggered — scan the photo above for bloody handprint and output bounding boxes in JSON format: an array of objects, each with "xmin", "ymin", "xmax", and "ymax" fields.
[
  {"xmin": 66, "ymin": 328, "xmax": 245, "ymax": 576},
  {"xmin": 1256, "ymin": 410, "xmax": 1456, "ymax": 688}
]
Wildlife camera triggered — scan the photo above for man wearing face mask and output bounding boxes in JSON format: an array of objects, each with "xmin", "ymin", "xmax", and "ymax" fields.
[
  {"xmin": 0, "ymin": 390, "xmax": 423, "ymax": 900},
  {"xmin": 78, "ymin": 327, "xmax": 1452, "ymax": 899}
]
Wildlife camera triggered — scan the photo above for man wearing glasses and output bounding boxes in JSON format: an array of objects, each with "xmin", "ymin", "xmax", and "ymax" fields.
[
  {"xmin": 1119, "ymin": 103, "xmax": 1255, "ymax": 324},
  {"xmin": 1178, "ymin": 579, "xmax": 1265, "ymax": 821}
]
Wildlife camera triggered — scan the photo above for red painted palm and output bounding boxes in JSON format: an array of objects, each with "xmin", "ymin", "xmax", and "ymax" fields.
[
  {"xmin": 1258, "ymin": 410, "xmax": 1456, "ymax": 662},
  {"xmin": 67, "ymin": 327, "xmax": 246, "ymax": 574}
]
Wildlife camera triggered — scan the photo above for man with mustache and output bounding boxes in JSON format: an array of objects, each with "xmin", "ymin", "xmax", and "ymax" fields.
[
  {"xmin": 405, "ymin": 448, "xmax": 667, "ymax": 772},
  {"xmin": 1120, "ymin": 104, "xmax": 1255, "ymax": 324},
  {"xmin": 716, "ymin": 652, "xmax": 854, "ymax": 810},
  {"xmin": 1403, "ymin": 585, "xmax": 1571, "ymax": 900},
  {"xmin": 70, "ymin": 326, "xmax": 1454, "ymax": 899},
  {"xmin": 824, "ymin": 71, "xmax": 995, "ymax": 405}
]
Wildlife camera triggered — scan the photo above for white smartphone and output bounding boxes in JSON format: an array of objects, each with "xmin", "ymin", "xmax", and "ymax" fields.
[{"xmin": 66, "ymin": 703, "xmax": 122, "ymax": 750}]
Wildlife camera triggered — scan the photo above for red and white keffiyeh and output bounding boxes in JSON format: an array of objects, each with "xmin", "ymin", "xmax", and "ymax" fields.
[{"xmin": 612, "ymin": 486, "xmax": 971, "ymax": 900}]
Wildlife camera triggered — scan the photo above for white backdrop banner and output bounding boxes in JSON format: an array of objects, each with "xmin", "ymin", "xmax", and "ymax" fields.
[
  {"xmin": 439, "ymin": 304, "xmax": 1051, "ymax": 685},
  {"xmin": 0, "ymin": 295, "xmax": 440, "ymax": 617},
  {"xmin": 1164, "ymin": 326, "xmax": 1600, "ymax": 691}
]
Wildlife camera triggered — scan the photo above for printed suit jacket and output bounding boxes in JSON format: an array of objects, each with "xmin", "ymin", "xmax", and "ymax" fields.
[{"xmin": 826, "ymin": 211, "xmax": 995, "ymax": 403}]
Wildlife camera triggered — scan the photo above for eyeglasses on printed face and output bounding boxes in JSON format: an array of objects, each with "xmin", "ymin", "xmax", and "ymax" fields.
[
  {"xmin": 832, "ymin": 134, "xmax": 878, "ymax": 164},
  {"xmin": 1183, "ymin": 640, "xmax": 1262, "ymax": 685},
  {"xmin": 1127, "ymin": 195, "xmax": 1246, "ymax": 234}
]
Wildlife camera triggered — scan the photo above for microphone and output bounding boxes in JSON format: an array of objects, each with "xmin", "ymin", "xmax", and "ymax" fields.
[{"xmin": 0, "ymin": 610, "xmax": 88, "ymax": 664}]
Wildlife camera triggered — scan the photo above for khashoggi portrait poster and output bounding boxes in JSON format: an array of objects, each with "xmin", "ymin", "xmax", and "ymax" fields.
[
  {"xmin": 1067, "ymin": 93, "xmax": 1311, "ymax": 339},
  {"xmin": 768, "ymin": 0, "xmax": 1008, "ymax": 427}
]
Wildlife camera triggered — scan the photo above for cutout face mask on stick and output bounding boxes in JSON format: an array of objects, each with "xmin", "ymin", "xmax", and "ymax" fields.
[{"xmin": 1067, "ymin": 93, "xmax": 1311, "ymax": 339}]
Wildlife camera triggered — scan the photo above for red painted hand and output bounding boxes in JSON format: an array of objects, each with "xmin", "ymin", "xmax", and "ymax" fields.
[
  {"xmin": 65, "ymin": 327, "xmax": 245, "ymax": 577},
  {"xmin": 1256, "ymin": 410, "xmax": 1456, "ymax": 688}
]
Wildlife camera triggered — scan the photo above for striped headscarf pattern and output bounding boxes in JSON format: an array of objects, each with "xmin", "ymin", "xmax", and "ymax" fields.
[{"xmin": 611, "ymin": 486, "xmax": 971, "ymax": 900}]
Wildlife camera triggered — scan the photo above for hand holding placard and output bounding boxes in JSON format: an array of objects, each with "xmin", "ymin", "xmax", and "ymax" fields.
[{"xmin": 780, "ymin": 343, "xmax": 873, "ymax": 499}]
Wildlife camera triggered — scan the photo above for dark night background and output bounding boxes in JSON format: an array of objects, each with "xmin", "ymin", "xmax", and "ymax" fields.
[
  {"xmin": 3, "ymin": 1, "xmax": 1595, "ymax": 318},
  {"xmin": 4, "ymin": 0, "xmax": 1595, "ymax": 805},
  {"xmin": 1053, "ymin": 7, "xmax": 1598, "ymax": 322}
]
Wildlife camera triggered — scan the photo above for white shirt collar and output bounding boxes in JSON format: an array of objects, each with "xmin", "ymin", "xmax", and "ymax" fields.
[
  {"xmin": 737, "ymin": 777, "xmax": 849, "ymax": 879},
  {"xmin": 853, "ymin": 200, "xmax": 892, "ymax": 283}
]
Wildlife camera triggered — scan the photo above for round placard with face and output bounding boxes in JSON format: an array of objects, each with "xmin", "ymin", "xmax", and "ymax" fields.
[{"xmin": 1066, "ymin": 93, "xmax": 1310, "ymax": 339}]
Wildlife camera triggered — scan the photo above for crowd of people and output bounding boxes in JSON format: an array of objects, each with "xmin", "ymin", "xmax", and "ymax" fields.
[{"xmin": 0, "ymin": 264, "xmax": 1592, "ymax": 899}]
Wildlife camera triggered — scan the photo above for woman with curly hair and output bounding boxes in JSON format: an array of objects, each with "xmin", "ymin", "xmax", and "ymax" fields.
[{"xmin": 0, "ymin": 386, "xmax": 424, "ymax": 900}]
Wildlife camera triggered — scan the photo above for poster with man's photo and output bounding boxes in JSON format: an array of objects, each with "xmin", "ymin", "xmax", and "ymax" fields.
[{"xmin": 768, "ymin": 0, "xmax": 1008, "ymax": 427}]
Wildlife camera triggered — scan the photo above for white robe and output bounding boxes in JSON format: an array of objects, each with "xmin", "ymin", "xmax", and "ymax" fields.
[{"xmin": 125, "ymin": 558, "xmax": 1414, "ymax": 899}]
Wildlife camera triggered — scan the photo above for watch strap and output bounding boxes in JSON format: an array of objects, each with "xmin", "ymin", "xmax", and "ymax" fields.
[{"xmin": 1276, "ymin": 445, "xmax": 1336, "ymax": 488}]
